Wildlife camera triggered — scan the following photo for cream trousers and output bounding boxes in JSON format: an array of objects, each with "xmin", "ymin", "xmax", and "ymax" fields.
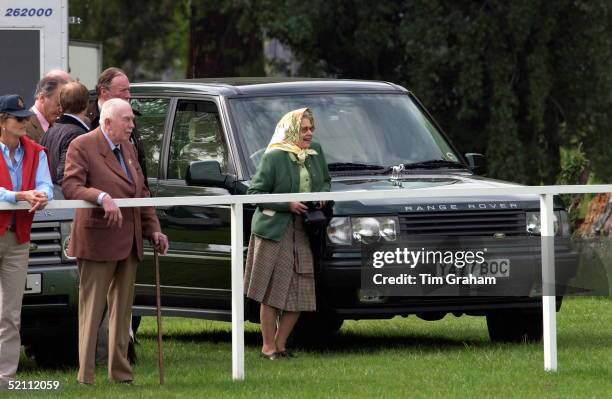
[{"xmin": 0, "ymin": 232, "xmax": 29, "ymax": 382}]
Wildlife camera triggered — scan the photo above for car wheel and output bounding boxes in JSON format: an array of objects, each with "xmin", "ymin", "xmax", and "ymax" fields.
[
  {"xmin": 30, "ymin": 337, "xmax": 78, "ymax": 369},
  {"xmin": 132, "ymin": 315, "xmax": 142, "ymax": 334},
  {"xmin": 486, "ymin": 309, "xmax": 543, "ymax": 342},
  {"xmin": 290, "ymin": 312, "xmax": 343, "ymax": 346}
]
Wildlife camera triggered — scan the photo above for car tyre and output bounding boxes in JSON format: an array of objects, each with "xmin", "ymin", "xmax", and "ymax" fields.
[
  {"xmin": 290, "ymin": 312, "xmax": 343, "ymax": 346},
  {"xmin": 30, "ymin": 337, "xmax": 78, "ymax": 369},
  {"xmin": 486, "ymin": 309, "xmax": 543, "ymax": 342},
  {"xmin": 132, "ymin": 315, "xmax": 142, "ymax": 334}
]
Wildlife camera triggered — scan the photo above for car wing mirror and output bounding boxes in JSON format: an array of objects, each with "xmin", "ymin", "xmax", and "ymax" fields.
[
  {"xmin": 465, "ymin": 153, "xmax": 487, "ymax": 175},
  {"xmin": 186, "ymin": 160, "xmax": 228, "ymax": 187}
]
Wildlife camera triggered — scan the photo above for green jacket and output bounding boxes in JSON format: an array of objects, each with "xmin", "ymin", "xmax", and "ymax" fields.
[{"xmin": 248, "ymin": 142, "xmax": 331, "ymax": 241}]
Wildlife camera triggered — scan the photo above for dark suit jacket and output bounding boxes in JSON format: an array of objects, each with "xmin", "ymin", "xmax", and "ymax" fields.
[
  {"xmin": 40, "ymin": 114, "xmax": 89, "ymax": 185},
  {"xmin": 62, "ymin": 128, "xmax": 160, "ymax": 262},
  {"xmin": 85, "ymin": 100, "xmax": 101, "ymax": 130},
  {"xmin": 25, "ymin": 112, "xmax": 45, "ymax": 143}
]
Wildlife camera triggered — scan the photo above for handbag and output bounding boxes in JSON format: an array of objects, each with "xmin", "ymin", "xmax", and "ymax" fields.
[
  {"xmin": 303, "ymin": 209, "xmax": 327, "ymax": 227},
  {"xmin": 302, "ymin": 201, "xmax": 331, "ymax": 232}
]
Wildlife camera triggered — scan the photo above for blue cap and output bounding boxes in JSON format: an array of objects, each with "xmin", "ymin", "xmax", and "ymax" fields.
[{"xmin": 0, "ymin": 95, "xmax": 34, "ymax": 118}]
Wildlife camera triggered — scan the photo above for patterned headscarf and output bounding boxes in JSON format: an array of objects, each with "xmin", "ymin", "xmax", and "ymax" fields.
[{"xmin": 265, "ymin": 107, "xmax": 318, "ymax": 163}]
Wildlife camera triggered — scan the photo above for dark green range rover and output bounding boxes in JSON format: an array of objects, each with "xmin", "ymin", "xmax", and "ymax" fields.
[
  {"xmin": 21, "ymin": 78, "xmax": 578, "ymax": 363},
  {"xmin": 22, "ymin": 204, "xmax": 77, "ymax": 365}
]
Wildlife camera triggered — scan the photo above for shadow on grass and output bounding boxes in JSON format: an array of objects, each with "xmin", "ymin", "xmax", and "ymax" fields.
[
  {"xmin": 136, "ymin": 298, "xmax": 612, "ymax": 354},
  {"xmin": 137, "ymin": 327, "xmax": 500, "ymax": 354},
  {"xmin": 137, "ymin": 318, "xmax": 612, "ymax": 354}
]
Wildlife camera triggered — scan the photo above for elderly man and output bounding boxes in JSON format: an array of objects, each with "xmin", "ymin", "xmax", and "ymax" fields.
[
  {"xmin": 0, "ymin": 95, "xmax": 53, "ymax": 387},
  {"xmin": 88, "ymin": 68, "xmax": 148, "ymax": 182},
  {"xmin": 44, "ymin": 68, "xmax": 73, "ymax": 82},
  {"xmin": 25, "ymin": 76, "xmax": 67, "ymax": 142},
  {"xmin": 88, "ymin": 68, "xmax": 148, "ymax": 365},
  {"xmin": 62, "ymin": 98, "xmax": 168, "ymax": 385},
  {"xmin": 41, "ymin": 81, "xmax": 90, "ymax": 185}
]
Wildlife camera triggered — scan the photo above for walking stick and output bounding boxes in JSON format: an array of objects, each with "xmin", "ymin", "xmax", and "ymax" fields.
[{"xmin": 154, "ymin": 248, "xmax": 165, "ymax": 385}]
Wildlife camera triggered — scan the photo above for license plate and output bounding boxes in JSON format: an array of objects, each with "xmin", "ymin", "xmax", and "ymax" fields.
[
  {"xmin": 436, "ymin": 259, "xmax": 511, "ymax": 278},
  {"xmin": 24, "ymin": 274, "xmax": 41, "ymax": 294}
]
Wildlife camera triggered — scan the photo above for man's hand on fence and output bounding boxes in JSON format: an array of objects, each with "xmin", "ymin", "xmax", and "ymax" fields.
[{"xmin": 102, "ymin": 195, "xmax": 123, "ymax": 228}]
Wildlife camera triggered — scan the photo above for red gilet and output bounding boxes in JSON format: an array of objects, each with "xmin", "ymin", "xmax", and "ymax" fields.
[{"xmin": 0, "ymin": 136, "xmax": 46, "ymax": 244}]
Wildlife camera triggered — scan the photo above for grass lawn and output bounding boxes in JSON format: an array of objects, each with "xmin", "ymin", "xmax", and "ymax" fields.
[{"xmin": 7, "ymin": 297, "xmax": 611, "ymax": 398}]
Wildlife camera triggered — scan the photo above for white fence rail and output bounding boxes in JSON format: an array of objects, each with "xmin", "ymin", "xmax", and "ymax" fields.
[{"xmin": 2, "ymin": 184, "xmax": 611, "ymax": 379}]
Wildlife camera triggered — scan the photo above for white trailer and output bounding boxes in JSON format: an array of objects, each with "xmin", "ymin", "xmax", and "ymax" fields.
[
  {"xmin": 69, "ymin": 40, "xmax": 102, "ymax": 89},
  {"xmin": 0, "ymin": 0, "xmax": 68, "ymax": 106}
]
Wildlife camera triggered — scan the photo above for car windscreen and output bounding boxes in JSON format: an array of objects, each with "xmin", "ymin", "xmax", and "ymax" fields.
[{"xmin": 228, "ymin": 93, "xmax": 461, "ymax": 176}]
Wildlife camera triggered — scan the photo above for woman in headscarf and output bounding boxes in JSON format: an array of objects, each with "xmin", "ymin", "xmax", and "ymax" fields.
[{"xmin": 244, "ymin": 108, "xmax": 331, "ymax": 359}]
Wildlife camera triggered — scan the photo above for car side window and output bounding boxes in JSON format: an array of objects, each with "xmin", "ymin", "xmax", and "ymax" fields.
[
  {"xmin": 131, "ymin": 98, "xmax": 169, "ymax": 178},
  {"xmin": 168, "ymin": 100, "xmax": 227, "ymax": 180}
]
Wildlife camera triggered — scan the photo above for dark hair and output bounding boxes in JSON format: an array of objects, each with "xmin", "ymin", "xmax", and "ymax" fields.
[
  {"xmin": 96, "ymin": 67, "xmax": 127, "ymax": 95},
  {"xmin": 35, "ymin": 76, "xmax": 67, "ymax": 99},
  {"xmin": 60, "ymin": 81, "xmax": 90, "ymax": 114}
]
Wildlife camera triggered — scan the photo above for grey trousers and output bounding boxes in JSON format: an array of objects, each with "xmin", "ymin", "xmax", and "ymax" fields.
[{"xmin": 0, "ymin": 232, "xmax": 29, "ymax": 382}]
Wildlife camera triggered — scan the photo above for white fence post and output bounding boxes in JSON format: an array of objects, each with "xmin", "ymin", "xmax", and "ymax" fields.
[
  {"xmin": 540, "ymin": 193, "xmax": 557, "ymax": 371},
  {"xmin": 230, "ymin": 203, "xmax": 245, "ymax": 380}
]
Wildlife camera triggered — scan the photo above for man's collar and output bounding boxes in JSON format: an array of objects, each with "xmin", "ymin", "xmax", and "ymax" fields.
[
  {"xmin": 100, "ymin": 126, "xmax": 119, "ymax": 150},
  {"xmin": 64, "ymin": 114, "xmax": 90, "ymax": 130},
  {"xmin": 31, "ymin": 105, "xmax": 50, "ymax": 132}
]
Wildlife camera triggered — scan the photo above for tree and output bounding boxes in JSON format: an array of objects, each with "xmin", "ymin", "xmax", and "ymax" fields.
[
  {"xmin": 256, "ymin": 0, "xmax": 612, "ymax": 184},
  {"xmin": 69, "ymin": 0, "xmax": 188, "ymax": 81},
  {"xmin": 186, "ymin": 0, "xmax": 265, "ymax": 78},
  {"xmin": 69, "ymin": 0, "xmax": 610, "ymax": 184},
  {"xmin": 255, "ymin": 0, "xmax": 405, "ymax": 79},
  {"xmin": 69, "ymin": 0, "xmax": 265, "ymax": 79}
]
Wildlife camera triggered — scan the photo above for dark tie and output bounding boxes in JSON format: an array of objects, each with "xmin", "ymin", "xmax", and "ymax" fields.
[
  {"xmin": 113, "ymin": 147, "xmax": 132, "ymax": 181},
  {"xmin": 112, "ymin": 147, "xmax": 122, "ymax": 164}
]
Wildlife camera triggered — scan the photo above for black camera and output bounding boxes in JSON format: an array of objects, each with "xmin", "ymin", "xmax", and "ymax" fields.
[{"xmin": 302, "ymin": 201, "xmax": 320, "ymax": 210}]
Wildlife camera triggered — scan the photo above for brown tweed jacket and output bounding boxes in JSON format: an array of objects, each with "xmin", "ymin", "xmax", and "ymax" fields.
[
  {"xmin": 25, "ymin": 112, "xmax": 45, "ymax": 143},
  {"xmin": 61, "ymin": 127, "xmax": 160, "ymax": 262}
]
